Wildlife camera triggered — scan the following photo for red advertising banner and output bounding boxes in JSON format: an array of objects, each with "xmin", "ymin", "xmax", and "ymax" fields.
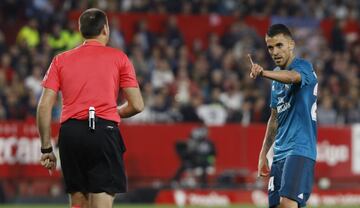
[
  {"xmin": 0, "ymin": 122, "xmax": 357, "ymax": 180},
  {"xmin": 67, "ymin": 12, "xmax": 359, "ymax": 48},
  {"xmin": 122, "ymin": 124, "xmax": 356, "ymax": 180},
  {"xmin": 316, "ymin": 127, "xmax": 353, "ymax": 178},
  {"xmin": 68, "ymin": 12, "xmax": 270, "ymax": 47},
  {"xmin": 156, "ymin": 189, "xmax": 360, "ymax": 206},
  {"xmin": 0, "ymin": 122, "xmax": 61, "ymax": 178}
]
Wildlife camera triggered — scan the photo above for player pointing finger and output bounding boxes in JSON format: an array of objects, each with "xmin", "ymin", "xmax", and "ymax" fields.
[{"xmin": 248, "ymin": 54, "xmax": 264, "ymax": 79}]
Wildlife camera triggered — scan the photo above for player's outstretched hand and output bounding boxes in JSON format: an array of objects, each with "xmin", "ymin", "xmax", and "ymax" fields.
[
  {"xmin": 40, "ymin": 152, "xmax": 57, "ymax": 171},
  {"xmin": 248, "ymin": 54, "xmax": 264, "ymax": 79},
  {"xmin": 258, "ymin": 154, "xmax": 270, "ymax": 177}
]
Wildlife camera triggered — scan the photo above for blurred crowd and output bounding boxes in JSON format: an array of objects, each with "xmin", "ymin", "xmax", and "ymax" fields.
[
  {"xmin": 8, "ymin": 0, "xmax": 358, "ymax": 19},
  {"xmin": 0, "ymin": 0, "xmax": 359, "ymax": 126}
]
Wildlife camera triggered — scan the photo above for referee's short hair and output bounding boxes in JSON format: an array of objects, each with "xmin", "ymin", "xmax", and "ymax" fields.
[
  {"xmin": 267, "ymin": 24, "xmax": 293, "ymax": 39},
  {"xmin": 79, "ymin": 8, "xmax": 107, "ymax": 39}
]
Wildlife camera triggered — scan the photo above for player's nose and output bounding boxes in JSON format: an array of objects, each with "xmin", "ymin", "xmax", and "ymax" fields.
[{"xmin": 272, "ymin": 47, "xmax": 280, "ymax": 55}]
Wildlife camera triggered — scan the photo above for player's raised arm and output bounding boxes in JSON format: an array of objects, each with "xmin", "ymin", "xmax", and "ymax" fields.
[
  {"xmin": 248, "ymin": 54, "xmax": 301, "ymax": 84},
  {"xmin": 261, "ymin": 69, "xmax": 301, "ymax": 84}
]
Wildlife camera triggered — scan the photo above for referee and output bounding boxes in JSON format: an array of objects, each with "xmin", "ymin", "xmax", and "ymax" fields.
[{"xmin": 37, "ymin": 8, "xmax": 144, "ymax": 208}]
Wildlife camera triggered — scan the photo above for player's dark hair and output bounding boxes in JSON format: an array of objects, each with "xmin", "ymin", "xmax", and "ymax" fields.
[
  {"xmin": 79, "ymin": 8, "xmax": 107, "ymax": 39},
  {"xmin": 267, "ymin": 24, "xmax": 293, "ymax": 39}
]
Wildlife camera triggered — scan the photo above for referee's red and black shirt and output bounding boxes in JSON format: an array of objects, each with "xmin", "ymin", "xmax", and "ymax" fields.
[{"xmin": 42, "ymin": 40, "xmax": 139, "ymax": 123}]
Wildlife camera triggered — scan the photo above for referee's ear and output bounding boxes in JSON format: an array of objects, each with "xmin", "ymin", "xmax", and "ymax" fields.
[{"xmin": 103, "ymin": 21, "xmax": 110, "ymax": 36}]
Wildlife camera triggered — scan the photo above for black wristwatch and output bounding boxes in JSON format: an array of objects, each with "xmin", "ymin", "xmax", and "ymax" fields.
[{"xmin": 41, "ymin": 146, "xmax": 53, "ymax": 154}]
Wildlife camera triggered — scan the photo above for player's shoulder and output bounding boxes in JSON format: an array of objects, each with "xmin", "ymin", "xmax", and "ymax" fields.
[
  {"xmin": 294, "ymin": 58, "xmax": 318, "ymax": 84},
  {"xmin": 294, "ymin": 57, "xmax": 313, "ymax": 70}
]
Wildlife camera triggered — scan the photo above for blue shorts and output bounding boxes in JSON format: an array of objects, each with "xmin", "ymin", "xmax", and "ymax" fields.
[{"xmin": 268, "ymin": 155, "xmax": 315, "ymax": 208}]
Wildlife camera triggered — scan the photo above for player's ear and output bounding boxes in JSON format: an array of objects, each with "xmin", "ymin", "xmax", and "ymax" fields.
[{"xmin": 289, "ymin": 39, "xmax": 295, "ymax": 50}]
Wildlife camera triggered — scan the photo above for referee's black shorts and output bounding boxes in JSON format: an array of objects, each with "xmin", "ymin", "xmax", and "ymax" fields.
[{"xmin": 58, "ymin": 118, "xmax": 127, "ymax": 194}]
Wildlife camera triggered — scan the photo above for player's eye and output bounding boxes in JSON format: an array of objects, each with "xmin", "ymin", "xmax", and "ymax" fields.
[{"xmin": 276, "ymin": 43, "xmax": 283, "ymax": 48}]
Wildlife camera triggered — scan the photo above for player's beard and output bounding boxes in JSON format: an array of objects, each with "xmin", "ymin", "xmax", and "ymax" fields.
[{"xmin": 273, "ymin": 56, "xmax": 285, "ymax": 67}]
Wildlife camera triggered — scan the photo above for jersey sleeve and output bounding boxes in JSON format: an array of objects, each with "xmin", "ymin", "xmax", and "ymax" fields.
[
  {"xmin": 42, "ymin": 55, "xmax": 61, "ymax": 92},
  {"xmin": 293, "ymin": 61, "xmax": 315, "ymax": 88},
  {"xmin": 119, "ymin": 54, "xmax": 139, "ymax": 88},
  {"xmin": 270, "ymin": 81, "xmax": 278, "ymax": 108}
]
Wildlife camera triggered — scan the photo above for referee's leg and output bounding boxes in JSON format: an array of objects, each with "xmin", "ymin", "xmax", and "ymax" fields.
[
  {"xmin": 69, "ymin": 192, "xmax": 114, "ymax": 208},
  {"xmin": 70, "ymin": 192, "xmax": 89, "ymax": 208}
]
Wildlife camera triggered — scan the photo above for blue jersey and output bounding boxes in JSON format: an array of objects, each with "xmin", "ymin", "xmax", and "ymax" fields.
[{"xmin": 270, "ymin": 57, "xmax": 318, "ymax": 162}]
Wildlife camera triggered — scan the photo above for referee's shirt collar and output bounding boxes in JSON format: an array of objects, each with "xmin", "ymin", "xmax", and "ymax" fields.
[{"xmin": 82, "ymin": 40, "xmax": 105, "ymax": 46}]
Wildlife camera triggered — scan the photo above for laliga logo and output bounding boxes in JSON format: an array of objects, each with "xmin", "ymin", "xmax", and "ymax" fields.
[
  {"xmin": 251, "ymin": 190, "xmax": 268, "ymax": 206},
  {"xmin": 174, "ymin": 190, "xmax": 186, "ymax": 207},
  {"xmin": 317, "ymin": 141, "xmax": 349, "ymax": 166},
  {"xmin": 174, "ymin": 190, "xmax": 230, "ymax": 207}
]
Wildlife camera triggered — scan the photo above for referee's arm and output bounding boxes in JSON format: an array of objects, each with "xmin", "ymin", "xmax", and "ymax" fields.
[
  {"xmin": 37, "ymin": 88, "xmax": 57, "ymax": 149},
  {"xmin": 37, "ymin": 88, "xmax": 57, "ymax": 170},
  {"xmin": 117, "ymin": 87, "xmax": 144, "ymax": 118}
]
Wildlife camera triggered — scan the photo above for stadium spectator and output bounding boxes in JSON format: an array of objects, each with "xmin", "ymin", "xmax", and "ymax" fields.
[
  {"xmin": 0, "ymin": 0, "xmax": 357, "ymax": 125},
  {"xmin": 0, "ymin": 0, "xmax": 21, "ymax": 23},
  {"xmin": 133, "ymin": 19, "xmax": 155, "ymax": 55},
  {"xmin": 151, "ymin": 58, "xmax": 174, "ymax": 90},
  {"xmin": 47, "ymin": 23, "xmax": 69, "ymax": 53},
  {"xmin": 26, "ymin": 0, "xmax": 54, "ymax": 27},
  {"xmin": 317, "ymin": 95, "xmax": 337, "ymax": 125},
  {"xmin": 0, "ymin": 100, "xmax": 6, "ymax": 120},
  {"xmin": 219, "ymin": 73, "xmax": 243, "ymax": 122},
  {"xmin": 164, "ymin": 15, "xmax": 184, "ymax": 49},
  {"xmin": 179, "ymin": 95, "xmax": 203, "ymax": 123},
  {"xmin": 0, "ymin": 53, "xmax": 14, "ymax": 85},
  {"xmin": 24, "ymin": 65, "xmax": 43, "ymax": 98},
  {"xmin": 0, "ymin": 30, "xmax": 6, "ymax": 55},
  {"xmin": 64, "ymin": 20, "xmax": 83, "ymax": 50},
  {"xmin": 331, "ymin": 19, "xmax": 346, "ymax": 52},
  {"xmin": 109, "ymin": 18, "xmax": 125, "ymax": 50},
  {"xmin": 197, "ymin": 88, "xmax": 228, "ymax": 126},
  {"xmin": 16, "ymin": 18, "xmax": 40, "ymax": 48}
]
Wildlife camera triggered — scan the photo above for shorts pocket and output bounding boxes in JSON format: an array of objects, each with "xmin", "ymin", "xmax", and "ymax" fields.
[{"xmin": 104, "ymin": 125, "xmax": 126, "ymax": 153}]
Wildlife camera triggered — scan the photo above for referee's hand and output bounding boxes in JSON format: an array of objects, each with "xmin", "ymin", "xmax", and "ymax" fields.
[
  {"xmin": 258, "ymin": 154, "xmax": 270, "ymax": 177},
  {"xmin": 40, "ymin": 152, "xmax": 57, "ymax": 171}
]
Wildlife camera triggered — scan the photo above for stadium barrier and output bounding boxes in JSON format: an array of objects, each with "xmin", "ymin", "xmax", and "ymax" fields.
[
  {"xmin": 155, "ymin": 189, "xmax": 360, "ymax": 206},
  {"xmin": 0, "ymin": 122, "xmax": 359, "ymax": 181},
  {"xmin": 1, "ymin": 122, "xmax": 360, "ymax": 205}
]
